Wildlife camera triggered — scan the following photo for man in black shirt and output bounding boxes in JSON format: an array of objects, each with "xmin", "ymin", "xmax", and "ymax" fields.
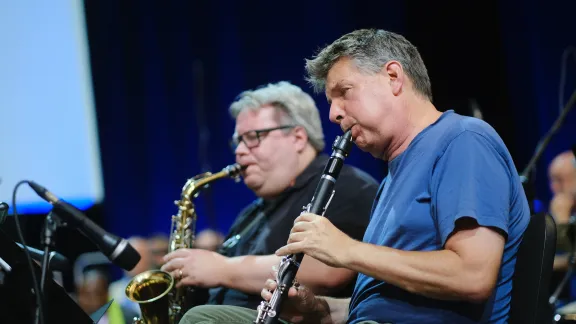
[{"xmin": 162, "ymin": 81, "xmax": 378, "ymax": 312}]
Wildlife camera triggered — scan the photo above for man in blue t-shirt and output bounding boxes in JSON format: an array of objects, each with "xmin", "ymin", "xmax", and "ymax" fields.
[{"xmin": 181, "ymin": 29, "xmax": 530, "ymax": 324}]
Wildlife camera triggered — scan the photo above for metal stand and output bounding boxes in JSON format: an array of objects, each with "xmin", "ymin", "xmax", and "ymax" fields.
[
  {"xmin": 40, "ymin": 211, "xmax": 61, "ymax": 292},
  {"xmin": 35, "ymin": 210, "xmax": 65, "ymax": 324},
  {"xmin": 519, "ymin": 88, "xmax": 576, "ymax": 184},
  {"xmin": 519, "ymin": 88, "xmax": 576, "ymax": 213},
  {"xmin": 550, "ymin": 252, "xmax": 576, "ymax": 306}
]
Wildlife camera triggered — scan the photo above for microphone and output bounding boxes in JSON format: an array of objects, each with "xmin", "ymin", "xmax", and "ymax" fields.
[
  {"xmin": 0, "ymin": 202, "xmax": 8, "ymax": 224},
  {"xmin": 16, "ymin": 243, "xmax": 69, "ymax": 272},
  {"xmin": 27, "ymin": 181, "xmax": 141, "ymax": 271}
]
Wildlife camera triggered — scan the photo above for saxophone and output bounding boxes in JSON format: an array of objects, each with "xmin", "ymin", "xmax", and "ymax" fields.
[{"xmin": 125, "ymin": 163, "xmax": 243, "ymax": 324}]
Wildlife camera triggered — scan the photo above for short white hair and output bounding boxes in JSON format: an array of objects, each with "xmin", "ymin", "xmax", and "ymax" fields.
[{"xmin": 229, "ymin": 81, "xmax": 325, "ymax": 152}]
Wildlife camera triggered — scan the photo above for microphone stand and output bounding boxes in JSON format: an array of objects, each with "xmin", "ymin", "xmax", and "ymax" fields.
[
  {"xmin": 35, "ymin": 210, "xmax": 65, "ymax": 324},
  {"xmin": 40, "ymin": 210, "xmax": 63, "ymax": 293},
  {"xmin": 519, "ymin": 88, "xmax": 576, "ymax": 212}
]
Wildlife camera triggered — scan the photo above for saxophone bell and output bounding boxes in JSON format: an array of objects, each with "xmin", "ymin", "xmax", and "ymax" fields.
[
  {"xmin": 125, "ymin": 270, "xmax": 174, "ymax": 324},
  {"xmin": 125, "ymin": 163, "xmax": 243, "ymax": 324}
]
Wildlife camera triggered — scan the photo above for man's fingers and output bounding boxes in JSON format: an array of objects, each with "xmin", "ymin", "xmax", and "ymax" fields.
[
  {"xmin": 176, "ymin": 275, "xmax": 198, "ymax": 288},
  {"xmin": 161, "ymin": 258, "xmax": 183, "ymax": 272},
  {"xmin": 288, "ymin": 286, "xmax": 299, "ymax": 298},
  {"xmin": 261, "ymin": 279, "xmax": 277, "ymax": 302},
  {"xmin": 293, "ymin": 213, "xmax": 317, "ymax": 224},
  {"xmin": 261, "ymin": 288, "xmax": 272, "ymax": 301},
  {"xmin": 276, "ymin": 242, "xmax": 304, "ymax": 256},
  {"xmin": 163, "ymin": 249, "xmax": 190, "ymax": 262},
  {"xmin": 264, "ymin": 279, "xmax": 277, "ymax": 291},
  {"xmin": 291, "ymin": 221, "xmax": 312, "ymax": 233},
  {"xmin": 287, "ymin": 232, "xmax": 306, "ymax": 244}
]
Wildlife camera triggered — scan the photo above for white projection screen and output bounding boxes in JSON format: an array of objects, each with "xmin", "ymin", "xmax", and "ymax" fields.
[{"xmin": 0, "ymin": 1, "xmax": 104, "ymax": 214}]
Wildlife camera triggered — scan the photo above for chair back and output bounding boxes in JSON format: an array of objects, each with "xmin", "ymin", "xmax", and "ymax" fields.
[{"xmin": 509, "ymin": 212, "xmax": 556, "ymax": 324}]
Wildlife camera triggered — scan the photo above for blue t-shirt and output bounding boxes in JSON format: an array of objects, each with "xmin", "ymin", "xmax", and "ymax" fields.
[{"xmin": 348, "ymin": 110, "xmax": 530, "ymax": 324}]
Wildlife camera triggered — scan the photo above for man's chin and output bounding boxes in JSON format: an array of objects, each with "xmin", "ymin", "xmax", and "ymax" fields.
[
  {"xmin": 243, "ymin": 178, "xmax": 262, "ymax": 192},
  {"xmin": 354, "ymin": 140, "xmax": 371, "ymax": 153},
  {"xmin": 360, "ymin": 144, "xmax": 386, "ymax": 160}
]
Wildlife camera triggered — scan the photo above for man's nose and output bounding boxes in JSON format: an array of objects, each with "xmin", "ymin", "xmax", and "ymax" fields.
[
  {"xmin": 329, "ymin": 101, "xmax": 344, "ymax": 124},
  {"xmin": 235, "ymin": 140, "xmax": 249, "ymax": 156}
]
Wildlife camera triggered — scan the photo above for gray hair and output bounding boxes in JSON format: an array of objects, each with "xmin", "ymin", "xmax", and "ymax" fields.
[
  {"xmin": 305, "ymin": 29, "xmax": 433, "ymax": 101},
  {"xmin": 229, "ymin": 81, "xmax": 325, "ymax": 152}
]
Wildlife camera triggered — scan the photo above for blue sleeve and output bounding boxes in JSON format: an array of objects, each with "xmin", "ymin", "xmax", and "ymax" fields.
[{"xmin": 431, "ymin": 131, "xmax": 510, "ymax": 246}]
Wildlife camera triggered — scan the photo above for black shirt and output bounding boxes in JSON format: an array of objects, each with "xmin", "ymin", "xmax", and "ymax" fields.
[{"xmin": 208, "ymin": 154, "xmax": 379, "ymax": 309}]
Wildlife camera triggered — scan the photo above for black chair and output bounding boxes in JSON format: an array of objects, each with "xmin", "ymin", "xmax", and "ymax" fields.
[{"xmin": 509, "ymin": 212, "xmax": 557, "ymax": 324}]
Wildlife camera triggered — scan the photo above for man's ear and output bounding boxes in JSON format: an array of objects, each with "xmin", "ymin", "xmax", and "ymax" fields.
[
  {"xmin": 383, "ymin": 61, "xmax": 404, "ymax": 96},
  {"xmin": 292, "ymin": 126, "xmax": 309, "ymax": 152}
]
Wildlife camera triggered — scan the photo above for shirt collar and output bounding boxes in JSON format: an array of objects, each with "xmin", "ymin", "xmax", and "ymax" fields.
[
  {"xmin": 289, "ymin": 154, "xmax": 328, "ymax": 191},
  {"xmin": 262, "ymin": 154, "xmax": 328, "ymax": 204}
]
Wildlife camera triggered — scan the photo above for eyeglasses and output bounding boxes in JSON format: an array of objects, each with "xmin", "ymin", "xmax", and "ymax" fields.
[{"xmin": 230, "ymin": 125, "xmax": 296, "ymax": 150}]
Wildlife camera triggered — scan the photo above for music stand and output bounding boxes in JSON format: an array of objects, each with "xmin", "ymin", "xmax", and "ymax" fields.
[{"xmin": 0, "ymin": 228, "xmax": 97, "ymax": 324}]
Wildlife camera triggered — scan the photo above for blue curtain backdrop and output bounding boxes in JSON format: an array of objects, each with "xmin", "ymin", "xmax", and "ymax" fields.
[
  {"xmin": 84, "ymin": 0, "xmax": 401, "ymax": 239},
  {"xmin": 83, "ymin": 0, "xmax": 575, "ymax": 241},
  {"xmin": 499, "ymin": 0, "xmax": 576, "ymax": 206}
]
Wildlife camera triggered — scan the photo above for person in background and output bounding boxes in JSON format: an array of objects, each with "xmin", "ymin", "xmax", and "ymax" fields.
[
  {"xmin": 547, "ymin": 150, "xmax": 576, "ymax": 315},
  {"xmin": 76, "ymin": 268, "xmax": 109, "ymax": 316},
  {"xmin": 549, "ymin": 150, "xmax": 576, "ymax": 271},
  {"xmin": 74, "ymin": 264, "xmax": 138, "ymax": 324},
  {"xmin": 193, "ymin": 229, "xmax": 225, "ymax": 252},
  {"xmin": 148, "ymin": 233, "xmax": 169, "ymax": 270},
  {"xmin": 108, "ymin": 236, "xmax": 153, "ymax": 317}
]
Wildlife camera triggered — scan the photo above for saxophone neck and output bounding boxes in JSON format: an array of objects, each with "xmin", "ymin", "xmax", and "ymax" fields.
[{"xmin": 181, "ymin": 164, "xmax": 243, "ymax": 199}]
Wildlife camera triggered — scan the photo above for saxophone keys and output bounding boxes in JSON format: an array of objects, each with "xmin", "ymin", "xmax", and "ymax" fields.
[{"xmin": 185, "ymin": 217, "xmax": 193, "ymax": 227}]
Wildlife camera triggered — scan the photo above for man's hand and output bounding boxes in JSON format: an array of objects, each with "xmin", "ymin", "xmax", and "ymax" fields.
[
  {"xmin": 260, "ymin": 271, "xmax": 325, "ymax": 323},
  {"xmin": 161, "ymin": 248, "xmax": 228, "ymax": 288},
  {"xmin": 551, "ymin": 193, "xmax": 575, "ymax": 224},
  {"xmin": 275, "ymin": 213, "xmax": 357, "ymax": 268}
]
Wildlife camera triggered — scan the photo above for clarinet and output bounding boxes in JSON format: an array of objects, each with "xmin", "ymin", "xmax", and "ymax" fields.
[{"xmin": 254, "ymin": 129, "xmax": 354, "ymax": 324}]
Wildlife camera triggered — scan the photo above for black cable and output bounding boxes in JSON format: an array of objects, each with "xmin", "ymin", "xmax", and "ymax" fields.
[{"xmin": 12, "ymin": 180, "xmax": 44, "ymax": 324}]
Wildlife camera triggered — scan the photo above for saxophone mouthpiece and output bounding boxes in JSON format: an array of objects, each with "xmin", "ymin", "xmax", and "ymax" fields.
[{"xmin": 228, "ymin": 163, "xmax": 247, "ymax": 183}]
